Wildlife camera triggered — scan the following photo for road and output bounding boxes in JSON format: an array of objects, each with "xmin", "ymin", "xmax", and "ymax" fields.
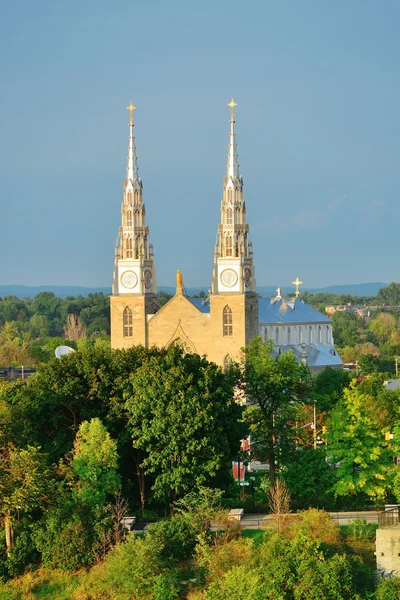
[{"xmin": 238, "ymin": 510, "xmax": 379, "ymax": 529}]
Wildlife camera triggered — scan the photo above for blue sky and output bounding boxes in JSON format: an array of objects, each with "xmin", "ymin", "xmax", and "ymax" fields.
[{"xmin": 1, "ymin": 0, "xmax": 400, "ymax": 289}]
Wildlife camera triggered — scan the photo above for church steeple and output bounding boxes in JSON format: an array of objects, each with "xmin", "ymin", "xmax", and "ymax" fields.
[
  {"xmin": 112, "ymin": 103, "xmax": 157, "ymax": 297},
  {"xmin": 226, "ymin": 98, "xmax": 239, "ymax": 181},
  {"xmin": 211, "ymin": 99, "xmax": 256, "ymax": 294},
  {"xmin": 126, "ymin": 102, "xmax": 139, "ymax": 184}
]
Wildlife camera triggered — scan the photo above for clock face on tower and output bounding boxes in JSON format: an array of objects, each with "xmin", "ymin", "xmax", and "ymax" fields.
[
  {"xmin": 120, "ymin": 270, "xmax": 138, "ymax": 290},
  {"xmin": 220, "ymin": 268, "xmax": 238, "ymax": 288}
]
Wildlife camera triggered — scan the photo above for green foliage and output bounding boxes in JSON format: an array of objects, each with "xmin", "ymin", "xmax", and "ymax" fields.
[
  {"xmin": 242, "ymin": 337, "xmax": 311, "ymax": 481},
  {"xmin": 70, "ymin": 418, "xmax": 120, "ymax": 508},
  {"xmin": 377, "ymin": 282, "xmax": 400, "ymax": 306},
  {"xmin": 34, "ymin": 514, "xmax": 94, "ymax": 571},
  {"xmin": 348, "ymin": 518, "xmax": 377, "ymax": 541},
  {"xmin": 6, "ymin": 528, "xmax": 37, "ymax": 577},
  {"xmin": 327, "ymin": 383, "xmax": 393, "ymax": 502},
  {"xmin": 375, "ymin": 577, "xmax": 400, "ymax": 600},
  {"xmin": 125, "ymin": 346, "xmax": 245, "ymax": 505},
  {"xmin": 283, "ymin": 449, "xmax": 336, "ymax": 510},
  {"xmin": 312, "ymin": 367, "xmax": 351, "ymax": 412},
  {"xmin": 0, "ymin": 292, "xmax": 110, "ymax": 367},
  {"xmin": 331, "ymin": 312, "xmax": 361, "ymax": 348}
]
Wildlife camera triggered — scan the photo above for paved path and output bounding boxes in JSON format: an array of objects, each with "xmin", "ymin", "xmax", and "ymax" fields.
[{"xmin": 238, "ymin": 510, "xmax": 379, "ymax": 529}]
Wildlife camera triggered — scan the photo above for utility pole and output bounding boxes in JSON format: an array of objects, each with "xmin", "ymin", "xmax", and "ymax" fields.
[{"xmin": 313, "ymin": 400, "xmax": 317, "ymax": 450}]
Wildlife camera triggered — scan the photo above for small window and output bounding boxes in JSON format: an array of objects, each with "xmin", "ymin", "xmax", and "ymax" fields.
[
  {"xmin": 126, "ymin": 238, "xmax": 133, "ymax": 258},
  {"xmin": 309, "ymin": 326, "xmax": 312, "ymax": 343},
  {"xmin": 227, "ymin": 208, "xmax": 233, "ymax": 225},
  {"xmin": 287, "ymin": 327, "xmax": 291, "ymax": 344},
  {"xmin": 223, "ymin": 306, "xmax": 233, "ymax": 336},
  {"xmin": 123, "ymin": 307, "xmax": 133, "ymax": 337},
  {"xmin": 127, "ymin": 211, "xmax": 133, "ymax": 227},
  {"xmin": 226, "ymin": 236, "xmax": 233, "ymax": 257},
  {"xmin": 275, "ymin": 327, "xmax": 279, "ymax": 344},
  {"xmin": 318, "ymin": 326, "xmax": 322, "ymax": 343}
]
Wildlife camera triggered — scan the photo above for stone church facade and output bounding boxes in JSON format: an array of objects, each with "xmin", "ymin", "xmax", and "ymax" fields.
[{"xmin": 110, "ymin": 101, "xmax": 341, "ymax": 372}]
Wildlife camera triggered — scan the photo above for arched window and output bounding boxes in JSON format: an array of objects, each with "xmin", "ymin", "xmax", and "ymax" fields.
[
  {"xmin": 264, "ymin": 327, "xmax": 268, "ymax": 341},
  {"xmin": 127, "ymin": 211, "xmax": 132, "ymax": 227},
  {"xmin": 228, "ymin": 189, "xmax": 232, "ymax": 202},
  {"xmin": 123, "ymin": 307, "xmax": 133, "ymax": 337},
  {"xmin": 227, "ymin": 208, "xmax": 233, "ymax": 225},
  {"xmin": 223, "ymin": 354, "xmax": 233, "ymax": 371},
  {"xmin": 318, "ymin": 326, "xmax": 322, "ymax": 343},
  {"xmin": 275, "ymin": 327, "xmax": 279, "ymax": 344},
  {"xmin": 126, "ymin": 237, "xmax": 133, "ymax": 258},
  {"xmin": 309, "ymin": 326, "xmax": 312, "ymax": 343},
  {"xmin": 326, "ymin": 325, "xmax": 329, "ymax": 343},
  {"xmin": 287, "ymin": 327, "xmax": 291, "ymax": 344},
  {"xmin": 226, "ymin": 236, "xmax": 233, "ymax": 256},
  {"xmin": 223, "ymin": 306, "xmax": 233, "ymax": 336}
]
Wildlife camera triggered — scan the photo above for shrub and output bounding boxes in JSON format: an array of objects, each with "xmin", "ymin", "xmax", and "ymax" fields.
[
  {"xmin": 34, "ymin": 515, "xmax": 94, "ymax": 571},
  {"xmin": 348, "ymin": 518, "xmax": 377, "ymax": 541},
  {"xmin": 375, "ymin": 577, "xmax": 400, "ymax": 600},
  {"xmin": 6, "ymin": 529, "xmax": 38, "ymax": 577}
]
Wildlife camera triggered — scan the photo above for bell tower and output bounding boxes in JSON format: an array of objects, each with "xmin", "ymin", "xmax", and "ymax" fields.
[
  {"xmin": 110, "ymin": 102, "xmax": 159, "ymax": 349},
  {"xmin": 210, "ymin": 99, "xmax": 258, "ymax": 359}
]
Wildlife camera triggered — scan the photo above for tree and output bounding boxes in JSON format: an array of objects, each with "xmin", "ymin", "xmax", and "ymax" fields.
[
  {"xmin": 125, "ymin": 345, "xmax": 245, "ymax": 509},
  {"xmin": 331, "ymin": 312, "xmax": 361, "ymax": 348},
  {"xmin": 312, "ymin": 367, "xmax": 351, "ymax": 412},
  {"xmin": 377, "ymin": 282, "xmax": 400, "ymax": 306},
  {"xmin": 63, "ymin": 313, "xmax": 86, "ymax": 340},
  {"xmin": 0, "ymin": 446, "xmax": 51, "ymax": 555},
  {"xmin": 242, "ymin": 337, "xmax": 311, "ymax": 483},
  {"xmin": 369, "ymin": 312, "xmax": 399, "ymax": 346},
  {"xmin": 327, "ymin": 382, "xmax": 393, "ymax": 503},
  {"xmin": 70, "ymin": 418, "xmax": 120, "ymax": 508},
  {"xmin": 283, "ymin": 448, "xmax": 336, "ymax": 510}
]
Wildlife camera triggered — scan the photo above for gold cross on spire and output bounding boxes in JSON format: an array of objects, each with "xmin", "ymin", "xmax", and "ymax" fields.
[
  {"xmin": 126, "ymin": 101, "xmax": 136, "ymax": 121},
  {"xmin": 292, "ymin": 277, "xmax": 303, "ymax": 298},
  {"xmin": 227, "ymin": 97, "xmax": 237, "ymax": 120}
]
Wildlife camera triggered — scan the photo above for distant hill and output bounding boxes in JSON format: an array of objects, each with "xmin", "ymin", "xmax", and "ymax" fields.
[{"xmin": 0, "ymin": 282, "xmax": 387, "ymax": 299}]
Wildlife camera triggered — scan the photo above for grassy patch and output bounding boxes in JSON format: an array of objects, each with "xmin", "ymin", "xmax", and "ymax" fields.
[
  {"xmin": 0, "ymin": 569, "xmax": 82, "ymax": 600},
  {"xmin": 241, "ymin": 529, "xmax": 265, "ymax": 542}
]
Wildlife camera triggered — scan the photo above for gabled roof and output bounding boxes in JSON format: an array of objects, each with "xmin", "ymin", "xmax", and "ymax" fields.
[
  {"xmin": 272, "ymin": 343, "xmax": 342, "ymax": 368},
  {"xmin": 258, "ymin": 297, "xmax": 331, "ymax": 325}
]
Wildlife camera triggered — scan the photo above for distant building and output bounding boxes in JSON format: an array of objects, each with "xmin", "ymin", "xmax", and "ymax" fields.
[{"xmin": 325, "ymin": 304, "xmax": 391, "ymax": 318}]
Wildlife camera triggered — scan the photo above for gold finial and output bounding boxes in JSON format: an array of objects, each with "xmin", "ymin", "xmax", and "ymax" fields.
[
  {"xmin": 176, "ymin": 270, "xmax": 183, "ymax": 293},
  {"xmin": 292, "ymin": 277, "xmax": 303, "ymax": 298},
  {"xmin": 126, "ymin": 101, "xmax": 136, "ymax": 121},
  {"xmin": 227, "ymin": 97, "xmax": 237, "ymax": 120}
]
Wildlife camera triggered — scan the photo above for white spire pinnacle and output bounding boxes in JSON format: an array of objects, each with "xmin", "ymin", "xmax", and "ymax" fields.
[
  {"xmin": 126, "ymin": 102, "xmax": 138, "ymax": 183},
  {"xmin": 226, "ymin": 98, "xmax": 239, "ymax": 180}
]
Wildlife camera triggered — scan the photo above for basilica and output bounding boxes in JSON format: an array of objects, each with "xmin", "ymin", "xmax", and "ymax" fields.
[{"xmin": 110, "ymin": 101, "xmax": 342, "ymax": 373}]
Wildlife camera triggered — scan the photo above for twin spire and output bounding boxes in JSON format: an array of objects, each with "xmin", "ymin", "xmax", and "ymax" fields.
[
  {"xmin": 126, "ymin": 101, "xmax": 139, "ymax": 184},
  {"xmin": 226, "ymin": 97, "xmax": 240, "ymax": 180}
]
